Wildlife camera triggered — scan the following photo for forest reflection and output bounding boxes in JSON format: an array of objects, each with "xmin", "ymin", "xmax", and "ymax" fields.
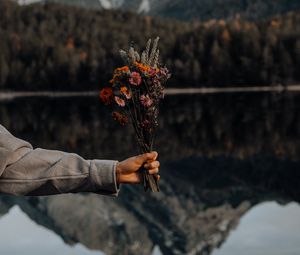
[
  {"xmin": 0, "ymin": 93, "xmax": 300, "ymax": 255},
  {"xmin": 1, "ymin": 93, "xmax": 299, "ymax": 160}
]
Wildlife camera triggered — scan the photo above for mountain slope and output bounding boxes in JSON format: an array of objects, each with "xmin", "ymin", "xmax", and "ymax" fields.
[
  {"xmin": 45, "ymin": 0, "xmax": 102, "ymax": 9},
  {"xmin": 18, "ymin": 0, "xmax": 300, "ymax": 21}
]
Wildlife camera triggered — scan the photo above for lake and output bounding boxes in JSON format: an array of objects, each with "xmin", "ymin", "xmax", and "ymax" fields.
[{"xmin": 0, "ymin": 92, "xmax": 300, "ymax": 255}]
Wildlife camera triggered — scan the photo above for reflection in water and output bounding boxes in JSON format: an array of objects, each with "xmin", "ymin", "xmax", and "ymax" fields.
[
  {"xmin": 212, "ymin": 202, "xmax": 300, "ymax": 255},
  {"xmin": 0, "ymin": 206, "xmax": 102, "ymax": 255},
  {"xmin": 1, "ymin": 93, "xmax": 300, "ymax": 160},
  {"xmin": 0, "ymin": 93, "xmax": 300, "ymax": 255}
]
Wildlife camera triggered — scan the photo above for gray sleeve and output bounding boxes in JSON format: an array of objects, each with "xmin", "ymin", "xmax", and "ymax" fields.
[{"xmin": 0, "ymin": 124, "xmax": 120, "ymax": 196}]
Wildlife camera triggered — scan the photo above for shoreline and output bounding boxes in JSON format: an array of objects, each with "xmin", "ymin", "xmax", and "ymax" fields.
[{"xmin": 0, "ymin": 85, "xmax": 300, "ymax": 100}]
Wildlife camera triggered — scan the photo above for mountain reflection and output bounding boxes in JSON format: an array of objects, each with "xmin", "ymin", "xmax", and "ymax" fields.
[{"xmin": 0, "ymin": 93, "xmax": 300, "ymax": 255}]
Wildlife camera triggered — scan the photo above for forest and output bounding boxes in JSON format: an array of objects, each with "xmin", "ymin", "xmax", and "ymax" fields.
[
  {"xmin": 155, "ymin": 0, "xmax": 300, "ymax": 21},
  {"xmin": 0, "ymin": 0, "xmax": 299, "ymax": 90}
]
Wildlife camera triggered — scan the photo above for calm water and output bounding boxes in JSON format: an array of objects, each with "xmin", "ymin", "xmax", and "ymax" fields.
[{"xmin": 0, "ymin": 93, "xmax": 300, "ymax": 255}]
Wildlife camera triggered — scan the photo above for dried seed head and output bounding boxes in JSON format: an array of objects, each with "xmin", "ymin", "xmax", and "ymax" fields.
[
  {"xmin": 141, "ymin": 52, "xmax": 146, "ymax": 65},
  {"xmin": 134, "ymin": 51, "xmax": 140, "ymax": 62},
  {"xmin": 145, "ymin": 39, "xmax": 152, "ymax": 65},
  {"xmin": 119, "ymin": 50, "xmax": 128, "ymax": 64},
  {"xmin": 128, "ymin": 47, "xmax": 136, "ymax": 63},
  {"xmin": 149, "ymin": 37, "xmax": 159, "ymax": 66},
  {"xmin": 119, "ymin": 37, "xmax": 161, "ymax": 67},
  {"xmin": 153, "ymin": 49, "xmax": 160, "ymax": 68}
]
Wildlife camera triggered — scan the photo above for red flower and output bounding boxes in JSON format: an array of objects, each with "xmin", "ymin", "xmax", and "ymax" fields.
[
  {"xmin": 99, "ymin": 87, "xmax": 113, "ymax": 105},
  {"xmin": 112, "ymin": 111, "xmax": 128, "ymax": 126}
]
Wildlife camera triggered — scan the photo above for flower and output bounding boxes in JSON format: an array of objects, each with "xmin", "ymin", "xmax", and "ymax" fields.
[
  {"xmin": 114, "ymin": 96, "xmax": 126, "ymax": 107},
  {"xmin": 129, "ymin": 72, "xmax": 142, "ymax": 86},
  {"xmin": 116, "ymin": 66, "xmax": 129, "ymax": 72},
  {"xmin": 120, "ymin": 86, "xmax": 132, "ymax": 99},
  {"xmin": 112, "ymin": 111, "xmax": 128, "ymax": 126},
  {"xmin": 99, "ymin": 87, "xmax": 113, "ymax": 105},
  {"xmin": 159, "ymin": 67, "xmax": 171, "ymax": 80},
  {"xmin": 140, "ymin": 94, "xmax": 153, "ymax": 107},
  {"xmin": 110, "ymin": 66, "xmax": 130, "ymax": 84},
  {"xmin": 148, "ymin": 68, "xmax": 158, "ymax": 77},
  {"xmin": 134, "ymin": 62, "xmax": 151, "ymax": 73},
  {"xmin": 109, "ymin": 73, "xmax": 121, "ymax": 84}
]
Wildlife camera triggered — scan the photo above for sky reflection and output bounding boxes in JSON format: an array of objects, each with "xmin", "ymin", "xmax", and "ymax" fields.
[
  {"xmin": 213, "ymin": 202, "xmax": 300, "ymax": 255},
  {"xmin": 0, "ymin": 205, "xmax": 104, "ymax": 255}
]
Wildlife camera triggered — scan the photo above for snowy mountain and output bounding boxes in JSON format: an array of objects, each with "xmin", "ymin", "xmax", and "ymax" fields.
[
  {"xmin": 17, "ymin": 0, "xmax": 300, "ymax": 20},
  {"xmin": 17, "ymin": 0, "xmax": 166, "ymax": 14}
]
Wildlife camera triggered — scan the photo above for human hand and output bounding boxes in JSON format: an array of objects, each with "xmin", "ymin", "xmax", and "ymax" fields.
[{"xmin": 116, "ymin": 151, "xmax": 160, "ymax": 184}]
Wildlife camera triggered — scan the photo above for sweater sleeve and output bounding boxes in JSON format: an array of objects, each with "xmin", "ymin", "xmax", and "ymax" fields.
[{"xmin": 0, "ymin": 124, "xmax": 120, "ymax": 196}]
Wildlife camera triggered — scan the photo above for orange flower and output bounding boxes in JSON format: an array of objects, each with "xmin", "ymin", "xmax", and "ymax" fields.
[
  {"xmin": 99, "ymin": 87, "xmax": 113, "ymax": 105},
  {"xmin": 110, "ymin": 73, "xmax": 121, "ymax": 84},
  {"xmin": 134, "ymin": 62, "xmax": 150, "ymax": 72},
  {"xmin": 110, "ymin": 66, "xmax": 130, "ymax": 84},
  {"xmin": 115, "ymin": 66, "xmax": 129, "ymax": 72},
  {"xmin": 120, "ymin": 86, "xmax": 132, "ymax": 99}
]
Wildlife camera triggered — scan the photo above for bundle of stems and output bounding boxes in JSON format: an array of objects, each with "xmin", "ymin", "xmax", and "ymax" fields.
[{"xmin": 125, "ymin": 79, "xmax": 160, "ymax": 192}]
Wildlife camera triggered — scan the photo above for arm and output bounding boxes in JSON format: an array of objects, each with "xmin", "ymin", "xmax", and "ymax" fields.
[
  {"xmin": 0, "ymin": 124, "xmax": 160, "ymax": 196},
  {"xmin": 0, "ymin": 124, "xmax": 119, "ymax": 196}
]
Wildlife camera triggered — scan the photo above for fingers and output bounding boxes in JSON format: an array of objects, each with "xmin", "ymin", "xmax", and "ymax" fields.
[
  {"xmin": 143, "ymin": 151, "xmax": 158, "ymax": 162},
  {"xmin": 148, "ymin": 168, "xmax": 159, "ymax": 175},
  {"xmin": 144, "ymin": 161, "xmax": 160, "ymax": 169},
  {"xmin": 135, "ymin": 152, "xmax": 160, "ymax": 181},
  {"xmin": 144, "ymin": 160, "xmax": 160, "ymax": 176},
  {"xmin": 136, "ymin": 151, "xmax": 158, "ymax": 165}
]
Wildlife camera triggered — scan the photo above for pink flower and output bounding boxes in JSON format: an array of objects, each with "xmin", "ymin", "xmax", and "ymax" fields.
[
  {"xmin": 114, "ymin": 96, "xmax": 125, "ymax": 107},
  {"xmin": 140, "ymin": 94, "xmax": 153, "ymax": 107},
  {"xmin": 129, "ymin": 72, "xmax": 142, "ymax": 86},
  {"xmin": 148, "ymin": 68, "xmax": 157, "ymax": 77}
]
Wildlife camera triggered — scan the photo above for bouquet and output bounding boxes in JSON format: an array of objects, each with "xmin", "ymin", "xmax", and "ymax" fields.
[{"xmin": 99, "ymin": 37, "xmax": 170, "ymax": 192}]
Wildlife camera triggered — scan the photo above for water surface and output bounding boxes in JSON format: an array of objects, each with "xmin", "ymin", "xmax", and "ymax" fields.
[{"xmin": 0, "ymin": 93, "xmax": 300, "ymax": 255}]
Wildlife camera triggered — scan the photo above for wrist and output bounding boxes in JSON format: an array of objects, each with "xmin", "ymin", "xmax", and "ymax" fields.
[{"xmin": 116, "ymin": 162, "xmax": 122, "ymax": 184}]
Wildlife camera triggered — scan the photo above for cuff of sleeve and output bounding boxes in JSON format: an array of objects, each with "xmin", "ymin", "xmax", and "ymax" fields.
[{"xmin": 89, "ymin": 159, "xmax": 120, "ymax": 196}]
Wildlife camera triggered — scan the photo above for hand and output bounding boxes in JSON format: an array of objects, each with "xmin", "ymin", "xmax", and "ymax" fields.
[{"xmin": 116, "ymin": 151, "xmax": 160, "ymax": 184}]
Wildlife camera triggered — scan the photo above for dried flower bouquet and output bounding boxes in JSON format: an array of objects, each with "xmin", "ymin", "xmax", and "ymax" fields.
[{"xmin": 100, "ymin": 37, "xmax": 170, "ymax": 192}]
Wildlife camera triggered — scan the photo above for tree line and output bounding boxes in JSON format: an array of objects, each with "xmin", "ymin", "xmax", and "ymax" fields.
[
  {"xmin": 156, "ymin": 0, "xmax": 300, "ymax": 21},
  {"xmin": 0, "ymin": 0, "xmax": 299, "ymax": 90}
]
